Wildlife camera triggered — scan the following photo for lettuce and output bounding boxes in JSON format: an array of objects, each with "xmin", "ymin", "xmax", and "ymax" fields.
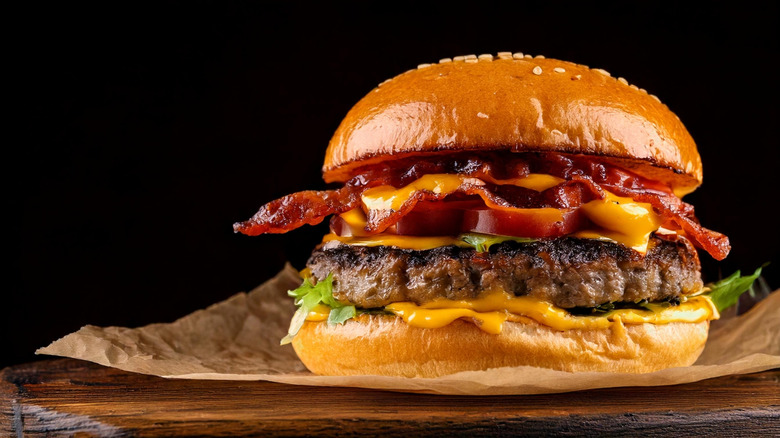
[
  {"xmin": 705, "ymin": 264, "xmax": 767, "ymax": 313},
  {"xmin": 461, "ymin": 233, "xmax": 537, "ymax": 252},
  {"xmin": 281, "ymin": 274, "xmax": 357, "ymax": 345}
]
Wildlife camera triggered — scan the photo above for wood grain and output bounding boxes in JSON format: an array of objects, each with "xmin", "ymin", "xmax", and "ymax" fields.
[{"xmin": 1, "ymin": 359, "xmax": 778, "ymax": 437}]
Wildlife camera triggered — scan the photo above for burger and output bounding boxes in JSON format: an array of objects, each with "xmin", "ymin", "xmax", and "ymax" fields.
[{"xmin": 234, "ymin": 52, "xmax": 754, "ymax": 377}]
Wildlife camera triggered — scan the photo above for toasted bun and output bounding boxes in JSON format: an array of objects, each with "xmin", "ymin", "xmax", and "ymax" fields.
[
  {"xmin": 323, "ymin": 55, "xmax": 701, "ymax": 195},
  {"xmin": 292, "ymin": 315, "xmax": 709, "ymax": 377}
]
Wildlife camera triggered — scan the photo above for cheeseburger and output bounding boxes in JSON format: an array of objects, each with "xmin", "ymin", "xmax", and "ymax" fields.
[{"xmin": 235, "ymin": 53, "xmax": 748, "ymax": 377}]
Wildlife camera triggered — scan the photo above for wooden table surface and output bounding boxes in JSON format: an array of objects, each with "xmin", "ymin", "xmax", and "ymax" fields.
[{"xmin": 1, "ymin": 358, "xmax": 778, "ymax": 437}]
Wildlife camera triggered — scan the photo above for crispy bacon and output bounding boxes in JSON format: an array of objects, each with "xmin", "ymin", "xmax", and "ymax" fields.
[
  {"xmin": 605, "ymin": 184, "xmax": 730, "ymax": 260},
  {"xmin": 233, "ymin": 152, "xmax": 730, "ymax": 260},
  {"xmin": 234, "ymin": 186, "xmax": 364, "ymax": 235}
]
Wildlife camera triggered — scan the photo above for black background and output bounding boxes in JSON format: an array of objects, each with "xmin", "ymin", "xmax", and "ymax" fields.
[{"xmin": 7, "ymin": 2, "xmax": 778, "ymax": 368}]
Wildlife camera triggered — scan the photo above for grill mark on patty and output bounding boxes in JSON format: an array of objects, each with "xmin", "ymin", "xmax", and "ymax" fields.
[{"xmin": 306, "ymin": 236, "xmax": 703, "ymax": 309}]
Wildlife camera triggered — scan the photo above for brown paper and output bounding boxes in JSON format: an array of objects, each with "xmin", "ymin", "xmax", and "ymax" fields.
[{"xmin": 37, "ymin": 264, "xmax": 780, "ymax": 395}]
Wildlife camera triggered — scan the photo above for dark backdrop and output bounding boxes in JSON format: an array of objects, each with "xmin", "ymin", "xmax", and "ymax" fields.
[{"xmin": 7, "ymin": 2, "xmax": 778, "ymax": 367}]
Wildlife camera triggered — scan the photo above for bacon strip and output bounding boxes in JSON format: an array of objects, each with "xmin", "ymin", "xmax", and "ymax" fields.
[
  {"xmin": 234, "ymin": 153, "xmax": 730, "ymax": 260},
  {"xmin": 605, "ymin": 184, "xmax": 730, "ymax": 260},
  {"xmin": 233, "ymin": 186, "xmax": 363, "ymax": 235},
  {"xmin": 234, "ymin": 177, "xmax": 605, "ymax": 236}
]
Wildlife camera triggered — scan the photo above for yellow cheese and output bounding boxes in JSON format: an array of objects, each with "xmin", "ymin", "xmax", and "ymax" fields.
[
  {"xmin": 340, "ymin": 208, "xmax": 367, "ymax": 228},
  {"xmin": 306, "ymin": 304, "xmax": 331, "ymax": 322},
  {"xmin": 496, "ymin": 173, "xmax": 564, "ymax": 191},
  {"xmin": 388, "ymin": 306, "xmax": 508, "ymax": 334},
  {"xmin": 337, "ymin": 208, "xmax": 371, "ymax": 237},
  {"xmin": 323, "ymin": 233, "xmax": 470, "ymax": 251},
  {"xmin": 299, "ymin": 267, "xmax": 313, "ymax": 280},
  {"xmin": 576, "ymin": 191, "xmax": 662, "ymax": 252},
  {"xmin": 361, "ymin": 174, "xmax": 465, "ymax": 211},
  {"xmin": 304, "ymin": 292, "xmax": 718, "ymax": 334},
  {"xmin": 383, "ymin": 293, "xmax": 718, "ymax": 333}
]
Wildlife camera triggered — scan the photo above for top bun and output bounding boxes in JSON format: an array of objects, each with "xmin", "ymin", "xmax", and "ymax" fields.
[{"xmin": 323, "ymin": 54, "xmax": 701, "ymax": 195}]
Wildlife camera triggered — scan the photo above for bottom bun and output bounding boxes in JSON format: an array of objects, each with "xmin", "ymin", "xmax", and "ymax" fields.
[{"xmin": 292, "ymin": 314, "xmax": 709, "ymax": 377}]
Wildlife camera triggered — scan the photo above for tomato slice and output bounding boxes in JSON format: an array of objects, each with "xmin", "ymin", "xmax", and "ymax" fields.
[
  {"xmin": 389, "ymin": 206, "xmax": 585, "ymax": 238},
  {"xmin": 393, "ymin": 208, "xmax": 464, "ymax": 236},
  {"xmin": 331, "ymin": 202, "xmax": 587, "ymax": 239},
  {"xmin": 461, "ymin": 207, "xmax": 585, "ymax": 238}
]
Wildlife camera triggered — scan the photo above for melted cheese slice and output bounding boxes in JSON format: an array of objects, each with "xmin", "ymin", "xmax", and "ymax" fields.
[
  {"xmin": 574, "ymin": 191, "xmax": 662, "ymax": 253},
  {"xmin": 493, "ymin": 173, "xmax": 564, "ymax": 191},
  {"xmin": 362, "ymin": 174, "xmax": 465, "ymax": 211},
  {"xmin": 323, "ymin": 233, "xmax": 471, "ymax": 250},
  {"xmin": 305, "ymin": 294, "xmax": 719, "ymax": 334}
]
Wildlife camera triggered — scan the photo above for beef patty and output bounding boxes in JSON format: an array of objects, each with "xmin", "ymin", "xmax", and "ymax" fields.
[{"xmin": 307, "ymin": 236, "xmax": 702, "ymax": 309}]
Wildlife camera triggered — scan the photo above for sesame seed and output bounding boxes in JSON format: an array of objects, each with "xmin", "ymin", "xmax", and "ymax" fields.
[
  {"xmin": 572, "ymin": 74, "xmax": 582, "ymax": 80},
  {"xmin": 533, "ymin": 66, "xmax": 543, "ymax": 75},
  {"xmin": 417, "ymin": 63, "xmax": 432, "ymax": 69},
  {"xmin": 497, "ymin": 51, "xmax": 512, "ymax": 57},
  {"xmin": 554, "ymin": 67, "xmax": 566, "ymax": 73},
  {"xmin": 629, "ymin": 84, "xmax": 639, "ymax": 90},
  {"xmin": 650, "ymin": 94, "xmax": 661, "ymax": 102},
  {"xmin": 593, "ymin": 68, "xmax": 611, "ymax": 77},
  {"xmin": 477, "ymin": 112, "xmax": 489, "ymax": 119},
  {"xmin": 478, "ymin": 54, "xmax": 493, "ymax": 61},
  {"xmin": 617, "ymin": 77, "xmax": 629, "ymax": 85},
  {"xmin": 639, "ymin": 88, "xmax": 647, "ymax": 94},
  {"xmin": 465, "ymin": 58, "xmax": 478, "ymax": 64},
  {"xmin": 465, "ymin": 54, "xmax": 477, "ymax": 60},
  {"xmin": 524, "ymin": 54, "xmax": 532, "ymax": 59},
  {"xmin": 535, "ymin": 55, "xmax": 546, "ymax": 59},
  {"xmin": 513, "ymin": 52, "xmax": 524, "ymax": 59},
  {"xmin": 453, "ymin": 56, "xmax": 466, "ymax": 62},
  {"xmin": 439, "ymin": 58, "xmax": 452, "ymax": 63}
]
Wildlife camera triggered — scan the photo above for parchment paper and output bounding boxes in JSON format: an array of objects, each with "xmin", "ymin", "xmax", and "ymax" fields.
[{"xmin": 37, "ymin": 264, "xmax": 780, "ymax": 395}]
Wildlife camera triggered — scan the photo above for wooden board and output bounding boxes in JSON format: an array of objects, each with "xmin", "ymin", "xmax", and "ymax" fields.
[{"xmin": 1, "ymin": 358, "xmax": 778, "ymax": 436}]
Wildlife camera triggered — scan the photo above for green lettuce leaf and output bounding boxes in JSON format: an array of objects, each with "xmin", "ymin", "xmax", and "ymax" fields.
[
  {"xmin": 705, "ymin": 264, "xmax": 766, "ymax": 313},
  {"xmin": 328, "ymin": 305, "xmax": 357, "ymax": 325},
  {"xmin": 461, "ymin": 233, "xmax": 537, "ymax": 252},
  {"xmin": 281, "ymin": 274, "xmax": 357, "ymax": 345}
]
